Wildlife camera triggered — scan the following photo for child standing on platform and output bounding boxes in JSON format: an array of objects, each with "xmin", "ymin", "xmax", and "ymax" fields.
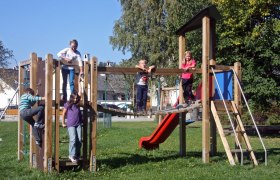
[
  {"xmin": 57, "ymin": 39, "xmax": 84, "ymax": 101},
  {"xmin": 61, "ymin": 92, "xmax": 82, "ymax": 163},
  {"xmin": 181, "ymin": 51, "xmax": 196, "ymax": 104},
  {"xmin": 19, "ymin": 88, "xmax": 45, "ymax": 146},
  {"xmin": 135, "ymin": 59, "xmax": 155, "ymax": 113}
]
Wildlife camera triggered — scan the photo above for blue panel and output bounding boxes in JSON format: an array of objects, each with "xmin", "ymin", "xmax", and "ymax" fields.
[{"xmin": 214, "ymin": 71, "xmax": 233, "ymax": 100}]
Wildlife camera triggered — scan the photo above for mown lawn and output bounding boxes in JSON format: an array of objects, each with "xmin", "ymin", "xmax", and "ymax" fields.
[{"xmin": 0, "ymin": 121, "xmax": 279, "ymax": 179}]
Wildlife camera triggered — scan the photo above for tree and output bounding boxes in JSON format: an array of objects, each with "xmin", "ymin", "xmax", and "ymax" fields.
[
  {"xmin": 213, "ymin": 0, "xmax": 280, "ymax": 108},
  {"xmin": 0, "ymin": 40, "xmax": 14, "ymax": 93},
  {"xmin": 0, "ymin": 40, "xmax": 13, "ymax": 68},
  {"xmin": 110, "ymin": 0, "xmax": 210, "ymax": 68}
]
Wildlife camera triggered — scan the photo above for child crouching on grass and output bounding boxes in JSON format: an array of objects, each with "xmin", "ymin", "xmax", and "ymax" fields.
[
  {"xmin": 61, "ymin": 92, "xmax": 82, "ymax": 163},
  {"xmin": 135, "ymin": 59, "xmax": 155, "ymax": 113},
  {"xmin": 19, "ymin": 88, "xmax": 45, "ymax": 146}
]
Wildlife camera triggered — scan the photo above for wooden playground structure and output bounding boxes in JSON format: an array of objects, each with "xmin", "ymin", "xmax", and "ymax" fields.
[{"xmin": 17, "ymin": 6, "xmax": 266, "ymax": 173}]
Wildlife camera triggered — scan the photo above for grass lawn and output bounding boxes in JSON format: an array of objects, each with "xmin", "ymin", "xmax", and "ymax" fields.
[{"xmin": 0, "ymin": 121, "xmax": 279, "ymax": 179}]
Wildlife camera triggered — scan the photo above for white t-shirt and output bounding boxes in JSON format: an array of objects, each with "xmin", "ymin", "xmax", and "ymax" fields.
[{"xmin": 57, "ymin": 48, "xmax": 83, "ymax": 70}]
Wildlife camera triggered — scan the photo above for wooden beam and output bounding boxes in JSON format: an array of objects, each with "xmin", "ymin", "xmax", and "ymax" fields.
[
  {"xmin": 90, "ymin": 57, "xmax": 98, "ymax": 172},
  {"xmin": 178, "ymin": 35, "xmax": 186, "ymax": 156},
  {"xmin": 98, "ymin": 66, "xmax": 201, "ymax": 75},
  {"xmin": 18, "ymin": 65, "xmax": 25, "ymax": 161},
  {"xmin": 44, "ymin": 54, "xmax": 53, "ymax": 173},
  {"xmin": 54, "ymin": 61, "xmax": 60, "ymax": 171},
  {"xmin": 202, "ymin": 16, "xmax": 210, "ymax": 163},
  {"xmin": 211, "ymin": 101, "xmax": 235, "ymax": 165},
  {"xmin": 30, "ymin": 53, "xmax": 37, "ymax": 168},
  {"xmin": 82, "ymin": 61, "xmax": 89, "ymax": 170}
]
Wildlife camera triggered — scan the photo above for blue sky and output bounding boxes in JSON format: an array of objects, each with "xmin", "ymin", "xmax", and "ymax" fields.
[{"xmin": 0, "ymin": 0, "xmax": 130, "ymax": 68}]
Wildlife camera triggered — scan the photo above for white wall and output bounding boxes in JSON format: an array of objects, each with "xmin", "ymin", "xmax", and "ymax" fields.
[{"xmin": 0, "ymin": 80, "xmax": 18, "ymax": 109}]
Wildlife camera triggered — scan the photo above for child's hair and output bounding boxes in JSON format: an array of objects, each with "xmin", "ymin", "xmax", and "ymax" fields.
[
  {"xmin": 139, "ymin": 59, "xmax": 147, "ymax": 64},
  {"xmin": 25, "ymin": 88, "xmax": 35, "ymax": 95},
  {"xmin": 70, "ymin": 39, "xmax": 78, "ymax": 46},
  {"xmin": 67, "ymin": 92, "xmax": 80, "ymax": 109},
  {"xmin": 185, "ymin": 51, "xmax": 192, "ymax": 57}
]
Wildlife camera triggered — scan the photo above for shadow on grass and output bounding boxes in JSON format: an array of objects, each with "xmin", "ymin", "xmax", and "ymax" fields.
[{"xmin": 97, "ymin": 151, "xmax": 230, "ymax": 169}]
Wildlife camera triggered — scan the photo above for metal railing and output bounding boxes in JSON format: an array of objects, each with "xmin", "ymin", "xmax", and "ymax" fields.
[
  {"xmin": 211, "ymin": 67, "xmax": 244, "ymax": 165},
  {"xmin": 231, "ymin": 68, "xmax": 267, "ymax": 166}
]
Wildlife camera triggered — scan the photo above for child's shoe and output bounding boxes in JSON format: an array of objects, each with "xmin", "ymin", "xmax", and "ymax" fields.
[
  {"xmin": 34, "ymin": 123, "xmax": 45, "ymax": 129},
  {"xmin": 69, "ymin": 156, "xmax": 77, "ymax": 163}
]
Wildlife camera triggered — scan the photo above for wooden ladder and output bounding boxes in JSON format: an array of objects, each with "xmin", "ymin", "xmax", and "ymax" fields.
[{"xmin": 211, "ymin": 100, "xmax": 258, "ymax": 166}]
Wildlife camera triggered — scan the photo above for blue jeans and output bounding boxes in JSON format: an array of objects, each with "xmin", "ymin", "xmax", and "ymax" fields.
[
  {"xmin": 20, "ymin": 106, "xmax": 44, "ymax": 142},
  {"xmin": 62, "ymin": 68, "xmax": 75, "ymax": 100},
  {"xmin": 68, "ymin": 125, "xmax": 82, "ymax": 158},
  {"xmin": 136, "ymin": 85, "xmax": 148, "ymax": 111}
]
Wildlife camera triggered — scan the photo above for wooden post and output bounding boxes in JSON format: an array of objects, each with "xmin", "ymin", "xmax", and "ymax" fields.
[
  {"xmin": 234, "ymin": 62, "xmax": 242, "ymax": 161},
  {"xmin": 234, "ymin": 62, "xmax": 241, "ymax": 113},
  {"xmin": 178, "ymin": 35, "xmax": 186, "ymax": 156},
  {"xmin": 18, "ymin": 65, "xmax": 25, "ymax": 161},
  {"xmin": 30, "ymin": 53, "xmax": 38, "ymax": 168},
  {"xmin": 209, "ymin": 21, "xmax": 217, "ymax": 156},
  {"xmin": 83, "ymin": 61, "xmax": 89, "ymax": 169},
  {"xmin": 158, "ymin": 89, "xmax": 164, "ymax": 124},
  {"xmin": 202, "ymin": 16, "xmax": 210, "ymax": 163},
  {"xmin": 54, "ymin": 60, "xmax": 60, "ymax": 171},
  {"xmin": 44, "ymin": 54, "xmax": 53, "ymax": 172},
  {"xmin": 90, "ymin": 57, "xmax": 98, "ymax": 172}
]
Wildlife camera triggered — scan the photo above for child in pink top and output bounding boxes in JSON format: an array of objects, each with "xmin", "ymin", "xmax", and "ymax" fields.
[{"xmin": 181, "ymin": 51, "xmax": 196, "ymax": 104}]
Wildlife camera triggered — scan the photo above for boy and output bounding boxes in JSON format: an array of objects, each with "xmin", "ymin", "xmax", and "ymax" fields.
[
  {"xmin": 19, "ymin": 88, "xmax": 45, "ymax": 146},
  {"xmin": 135, "ymin": 59, "xmax": 155, "ymax": 113}
]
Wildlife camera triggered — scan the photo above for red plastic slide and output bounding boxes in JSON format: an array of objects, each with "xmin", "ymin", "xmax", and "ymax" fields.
[
  {"xmin": 139, "ymin": 113, "xmax": 179, "ymax": 150},
  {"xmin": 139, "ymin": 81, "xmax": 206, "ymax": 150}
]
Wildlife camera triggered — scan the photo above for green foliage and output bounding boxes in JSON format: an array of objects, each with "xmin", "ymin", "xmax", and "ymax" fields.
[
  {"xmin": 110, "ymin": 0, "xmax": 211, "ymax": 67},
  {"xmin": 213, "ymin": 0, "xmax": 280, "ymax": 108},
  {"xmin": 0, "ymin": 40, "xmax": 13, "ymax": 68}
]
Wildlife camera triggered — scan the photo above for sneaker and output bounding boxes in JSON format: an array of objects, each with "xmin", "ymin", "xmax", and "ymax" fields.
[
  {"xmin": 69, "ymin": 156, "xmax": 77, "ymax": 163},
  {"xmin": 35, "ymin": 140, "xmax": 42, "ymax": 147},
  {"xmin": 34, "ymin": 123, "xmax": 45, "ymax": 129}
]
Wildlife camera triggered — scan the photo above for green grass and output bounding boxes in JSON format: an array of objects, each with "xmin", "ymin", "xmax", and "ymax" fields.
[{"xmin": 0, "ymin": 121, "xmax": 279, "ymax": 179}]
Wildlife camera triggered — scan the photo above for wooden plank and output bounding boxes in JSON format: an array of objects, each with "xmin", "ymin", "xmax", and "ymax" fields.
[
  {"xmin": 178, "ymin": 35, "xmax": 186, "ymax": 156},
  {"xmin": 90, "ymin": 57, "xmax": 98, "ymax": 172},
  {"xmin": 213, "ymin": 100, "xmax": 233, "ymax": 112},
  {"xmin": 18, "ymin": 65, "xmax": 24, "ymax": 161},
  {"xmin": 231, "ymin": 101, "xmax": 258, "ymax": 166},
  {"xmin": 212, "ymin": 65, "xmax": 234, "ymax": 71},
  {"xmin": 54, "ymin": 61, "xmax": 60, "ymax": 171},
  {"xmin": 211, "ymin": 101, "xmax": 235, "ymax": 165},
  {"xmin": 44, "ymin": 54, "xmax": 53, "ymax": 173},
  {"xmin": 82, "ymin": 61, "xmax": 89, "ymax": 169},
  {"xmin": 30, "ymin": 53, "xmax": 38, "ymax": 168},
  {"xmin": 97, "ymin": 66, "xmax": 201, "ymax": 75},
  {"xmin": 202, "ymin": 16, "xmax": 210, "ymax": 163}
]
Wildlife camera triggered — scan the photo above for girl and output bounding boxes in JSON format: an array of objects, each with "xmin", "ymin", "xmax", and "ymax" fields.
[
  {"xmin": 61, "ymin": 92, "xmax": 82, "ymax": 163},
  {"xmin": 57, "ymin": 39, "xmax": 84, "ymax": 101},
  {"xmin": 181, "ymin": 51, "xmax": 196, "ymax": 104}
]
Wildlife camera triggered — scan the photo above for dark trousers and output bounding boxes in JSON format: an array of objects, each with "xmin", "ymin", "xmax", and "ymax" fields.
[
  {"xmin": 182, "ymin": 78, "xmax": 195, "ymax": 103},
  {"xmin": 62, "ymin": 68, "xmax": 75, "ymax": 100},
  {"xmin": 136, "ymin": 85, "xmax": 148, "ymax": 111},
  {"xmin": 20, "ymin": 106, "xmax": 44, "ymax": 142}
]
